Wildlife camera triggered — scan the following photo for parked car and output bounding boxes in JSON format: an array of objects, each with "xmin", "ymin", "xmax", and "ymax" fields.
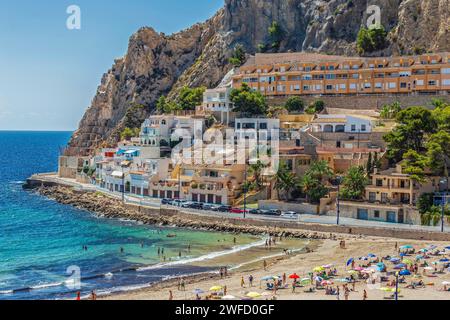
[
  {"xmin": 216, "ymin": 205, "xmax": 232, "ymax": 213},
  {"xmin": 188, "ymin": 202, "xmax": 204, "ymax": 210},
  {"xmin": 266, "ymin": 209, "xmax": 282, "ymax": 216},
  {"xmin": 230, "ymin": 208, "xmax": 248, "ymax": 214},
  {"xmin": 181, "ymin": 201, "xmax": 194, "ymax": 208},
  {"xmin": 258, "ymin": 209, "xmax": 271, "ymax": 215},
  {"xmin": 202, "ymin": 204, "xmax": 220, "ymax": 211},
  {"xmin": 161, "ymin": 198, "xmax": 172, "ymax": 205},
  {"xmin": 281, "ymin": 211, "xmax": 299, "ymax": 219},
  {"xmin": 249, "ymin": 209, "xmax": 263, "ymax": 215}
]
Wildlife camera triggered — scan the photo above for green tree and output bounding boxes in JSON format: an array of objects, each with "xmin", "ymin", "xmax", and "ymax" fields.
[
  {"xmin": 300, "ymin": 161, "xmax": 333, "ymax": 204},
  {"xmin": 305, "ymin": 100, "xmax": 325, "ymax": 114},
  {"xmin": 356, "ymin": 25, "xmax": 388, "ymax": 55},
  {"xmin": 230, "ymin": 83, "xmax": 267, "ymax": 115},
  {"xmin": 229, "ymin": 44, "xmax": 246, "ymax": 67},
  {"xmin": 249, "ymin": 160, "xmax": 269, "ymax": 189},
  {"xmin": 274, "ymin": 163, "xmax": 298, "ymax": 201},
  {"xmin": 417, "ymin": 193, "xmax": 434, "ymax": 214},
  {"xmin": 340, "ymin": 166, "xmax": 368, "ymax": 200},
  {"xmin": 426, "ymin": 130, "xmax": 450, "ymax": 175},
  {"xmin": 384, "ymin": 106, "xmax": 436, "ymax": 163},
  {"xmin": 285, "ymin": 96, "xmax": 305, "ymax": 113},
  {"xmin": 268, "ymin": 21, "xmax": 285, "ymax": 49},
  {"xmin": 402, "ymin": 150, "xmax": 428, "ymax": 184},
  {"xmin": 177, "ymin": 86, "xmax": 206, "ymax": 111},
  {"xmin": 380, "ymin": 101, "xmax": 402, "ymax": 119},
  {"xmin": 120, "ymin": 127, "xmax": 138, "ymax": 141}
]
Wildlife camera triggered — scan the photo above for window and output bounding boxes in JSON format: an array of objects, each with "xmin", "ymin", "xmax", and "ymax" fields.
[
  {"xmin": 350, "ymin": 83, "xmax": 357, "ymax": 90},
  {"xmin": 351, "ymin": 125, "xmax": 356, "ymax": 132},
  {"xmin": 374, "ymin": 210, "xmax": 380, "ymax": 218},
  {"xmin": 369, "ymin": 193, "xmax": 376, "ymax": 202},
  {"xmin": 442, "ymin": 68, "xmax": 450, "ymax": 74},
  {"xmin": 375, "ymin": 83, "xmax": 382, "ymax": 89},
  {"xmin": 303, "ymin": 85, "xmax": 310, "ymax": 91},
  {"xmin": 340, "ymin": 84, "xmax": 346, "ymax": 89},
  {"xmin": 400, "ymin": 82, "xmax": 407, "ymax": 88},
  {"xmin": 389, "ymin": 82, "xmax": 396, "ymax": 89},
  {"xmin": 315, "ymin": 85, "xmax": 322, "ymax": 90},
  {"xmin": 376, "ymin": 179, "xmax": 383, "ymax": 187},
  {"xmin": 443, "ymin": 79, "xmax": 450, "ymax": 86},
  {"xmin": 326, "ymin": 85, "xmax": 333, "ymax": 90},
  {"xmin": 428, "ymin": 80, "xmax": 437, "ymax": 86},
  {"xmin": 259, "ymin": 123, "xmax": 268, "ymax": 130},
  {"xmin": 361, "ymin": 124, "xmax": 367, "ymax": 132}
]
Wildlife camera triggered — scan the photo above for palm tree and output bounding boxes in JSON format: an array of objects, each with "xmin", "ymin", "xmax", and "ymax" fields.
[
  {"xmin": 309, "ymin": 160, "xmax": 333, "ymax": 181},
  {"xmin": 249, "ymin": 160, "xmax": 269, "ymax": 189},
  {"xmin": 274, "ymin": 163, "xmax": 298, "ymax": 201},
  {"xmin": 300, "ymin": 173, "xmax": 316, "ymax": 203}
]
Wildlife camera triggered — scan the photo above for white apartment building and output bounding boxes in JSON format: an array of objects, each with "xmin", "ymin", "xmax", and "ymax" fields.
[{"xmin": 311, "ymin": 115, "xmax": 374, "ymax": 134}]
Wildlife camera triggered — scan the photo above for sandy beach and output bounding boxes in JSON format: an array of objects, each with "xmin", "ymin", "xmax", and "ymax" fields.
[{"xmin": 101, "ymin": 236, "xmax": 450, "ymax": 301}]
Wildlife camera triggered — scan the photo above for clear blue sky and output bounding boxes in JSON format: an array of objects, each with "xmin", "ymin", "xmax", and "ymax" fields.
[{"xmin": 0, "ymin": 0, "xmax": 223, "ymax": 131}]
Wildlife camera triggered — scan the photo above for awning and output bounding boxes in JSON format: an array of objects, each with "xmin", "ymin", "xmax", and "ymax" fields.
[{"xmin": 111, "ymin": 171, "xmax": 124, "ymax": 178}]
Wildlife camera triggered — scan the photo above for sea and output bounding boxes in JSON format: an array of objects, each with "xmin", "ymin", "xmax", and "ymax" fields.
[{"xmin": 0, "ymin": 131, "xmax": 266, "ymax": 300}]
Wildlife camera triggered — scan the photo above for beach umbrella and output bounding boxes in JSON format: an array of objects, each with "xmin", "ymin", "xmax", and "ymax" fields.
[
  {"xmin": 261, "ymin": 276, "xmax": 275, "ymax": 281},
  {"xmin": 419, "ymin": 249, "xmax": 429, "ymax": 253},
  {"xmin": 400, "ymin": 253, "xmax": 407, "ymax": 257},
  {"xmin": 400, "ymin": 245, "xmax": 413, "ymax": 250},
  {"xmin": 222, "ymin": 295, "xmax": 237, "ymax": 300},
  {"xmin": 390, "ymin": 258, "xmax": 401, "ymax": 263},
  {"xmin": 403, "ymin": 259, "xmax": 413, "ymax": 266},
  {"xmin": 399, "ymin": 270, "xmax": 411, "ymax": 276},
  {"xmin": 300, "ymin": 278, "xmax": 311, "ymax": 285},
  {"xmin": 314, "ymin": 276, "xmax": 323, "ymax": 282},
  {"xmin": 289, "ymin": 273, "xmax": 300, "ymax": 280},
  {"xmin": 440, "ymin": 258, "xmax": 450, "ymax": 263},
  {"xmin": 313, "ymin": 266, "xmax": 325, "ymax": 273},
  {"xmin": 358, "ymin": 256, "xmax": 369, "ymax": 261},
  {"xmin": 346, "ymin": 258, "xmax": 354, "ymax": 266},
  {"xmin": 416, "ymin": 255, "xmax": 424, "ymax": 260},
  {"xmin": 394, "ymin": 264, "xmax": 406, "ymax": 269},
  {"xmin": 209, "ymin": 286, "xmax": 223, "ymax": 292},
  {"xmin": 445, "ymin": 246, "xmax": 450, "ymax": 250},
  {"xmin": 322, "ymin": 264, "xmax": 334, "ymax": 269},
  {"xmin": 428, "ymin": 245, "xmax": 438, "ymax": 250},
  {"xmin": 193, "ymin": 289, "xmax": 205, "ymax": 295},
  {"xmin": 442, "ymin": 281, "xmax": 450, "ymax": 286},
  {"xmin": 368, "ymin": 254, "xmax": 377, "ymax": 258},
  {"xmin": 377, "ymin": 263, "xmax": 386, "ymax": 269},
  {"xmin": 246, "ymin": 292, "xmax": 261, "ymax": 298}
]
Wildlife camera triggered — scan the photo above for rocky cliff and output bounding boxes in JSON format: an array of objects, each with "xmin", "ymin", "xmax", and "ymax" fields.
[{"xmin": 66, "ymin": 0, "xmax": 449, "ymax": 156}]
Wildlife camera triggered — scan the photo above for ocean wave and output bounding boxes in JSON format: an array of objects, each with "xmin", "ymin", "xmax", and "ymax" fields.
[
  {"xmin": 30, "ymin": 282, "xmax": 63, "ymax": 290},
  {"xmin": 137, "ymin": 238, "xmax": 266, "ymax": 272},
  {"xmin": 0, "ymin": 290, "xmax": 13, "ymax": 295}
]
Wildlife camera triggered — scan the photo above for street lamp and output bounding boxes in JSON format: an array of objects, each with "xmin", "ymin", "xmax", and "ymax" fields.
[
  {"xmin": 332, "ymin": 176, "xmax": 343, "ymax": 225},
  {"xmin": 395, "ymin": 271, "xmax": 399, "ymax": 301}
]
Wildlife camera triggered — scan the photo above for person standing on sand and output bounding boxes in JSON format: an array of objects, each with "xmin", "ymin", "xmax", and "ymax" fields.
[
  {"xmin": 282, "ymin": 273, "xmax": 286, "ymax": 285},
  {"xmin": 220, "ymin": 268, "xmax": 224, "ymax": 279},
  {"xmin": 241, "ymin": 276, "xmax": 245, "ymax": 288},
  {"xmin": 363, "ymin": 290, "xmax": 368, "ymax": 300},
  {"xmin": 224, "ymin": 286, "xmax": 227, "ymax": 296},
  {"xmin": 263, "ymin": 260, "xmax": 268, "ymax": 271},
  {"xmin": 249, "ymin": 275, "xmax": 254, "ymax": 287},
  {"xmin": 344, "ymin": 289, "xmax": 349, "ymax": 301},
  {"xmin": 76, "ymin": 291, "xmax": 81, "ymax": 301},
  {"xmin": 90, "ymin": 290, "xmax": 97, "ymax": 300},
  {"xmin": 169, "ymin": 290, "xmax": 173, "ymax": 300}
]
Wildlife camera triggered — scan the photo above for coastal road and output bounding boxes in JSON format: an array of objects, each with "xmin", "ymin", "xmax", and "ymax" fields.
[{"xmin": 32, "ymin": 174, "xmax": 450, "ymax": 234}]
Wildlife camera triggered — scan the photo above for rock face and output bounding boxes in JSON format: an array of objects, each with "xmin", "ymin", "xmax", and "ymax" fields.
[{"xmin": 66, "ymin": 0, "xmax": 450, "ymax": 156}]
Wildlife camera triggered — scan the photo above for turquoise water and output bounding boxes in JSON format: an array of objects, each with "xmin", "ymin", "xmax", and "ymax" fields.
[{"xmin": 0, "ymin": 131, "xmax": 259, "ymax": 300}]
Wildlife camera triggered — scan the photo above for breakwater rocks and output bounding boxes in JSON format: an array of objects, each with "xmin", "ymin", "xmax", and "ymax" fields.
[{"xmin": 36, "ymin": 186, "xmax": 337, "ymax": 241}]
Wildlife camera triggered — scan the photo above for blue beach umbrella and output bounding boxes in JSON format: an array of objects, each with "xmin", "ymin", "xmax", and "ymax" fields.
[
  {"xmin": 368, "ymin": 254, "xmax": 377, "ymax": 258},
  {"xmin": 394, "ymin": 264, "xmax": 406, "ymax": 269},
  {"xmin": 440, "ymin": 258, "xmax": 450, "ymax": 263},
  {"xmin": 390, "ymin": 258, "xmax": 401, "ymax": 263},
  {"xmin": 400, "ymin": 245, "xmax": 413, "ymax": 250},
  {"xmin": 399, "ymin": 270, "xmax": 411, "ymax": 276},
  {"xmin": 445, "ymin": 246, "xmax": 450, "ymax": 250},
  {"xmin": 346, "ymin": 258, "xmax": 354, "ymax": 266},
  {"xmin": 400, "ymin": 253, "xmax": 407, "ymax": 257}
]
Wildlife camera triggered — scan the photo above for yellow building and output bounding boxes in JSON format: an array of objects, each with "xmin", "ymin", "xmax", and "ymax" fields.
[
  {"xmin": 365, "ymin": 164, "xmax": 442, "ymax": 206},
  {"xmin": 233, "ymin": 52, "xmax": 450, "ymax": 96}
]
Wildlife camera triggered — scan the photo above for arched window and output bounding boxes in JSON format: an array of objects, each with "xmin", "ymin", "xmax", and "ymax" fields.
[
  {"xmin": 335, "ymin": 125, "xmax": 345, "ymax": 133},
  {"xmin": 324, "ymin": 125, "xmax": 334, "ymax": 133},
  {"xmin": 162, "ymin": 120, "xmax": 166, "ymax": 125}
]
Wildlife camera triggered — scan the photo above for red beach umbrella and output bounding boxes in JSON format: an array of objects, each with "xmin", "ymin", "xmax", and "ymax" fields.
[{"xmin": 289, "ymin": 273, "xmax": 300, "ymax": 279}]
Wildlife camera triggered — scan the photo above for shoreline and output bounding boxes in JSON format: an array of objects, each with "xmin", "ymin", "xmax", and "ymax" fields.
[{"xmin": 28, "ymin": 183, "xmax": 450, "ymax": 301}]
